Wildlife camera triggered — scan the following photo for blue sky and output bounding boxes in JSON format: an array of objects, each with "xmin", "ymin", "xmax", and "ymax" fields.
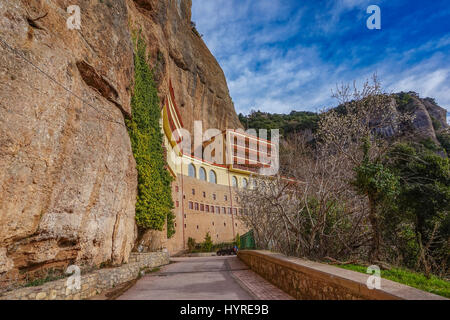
[{"xmin": 191, "ymin": 0, "xmax": 450, "ymax": 116}]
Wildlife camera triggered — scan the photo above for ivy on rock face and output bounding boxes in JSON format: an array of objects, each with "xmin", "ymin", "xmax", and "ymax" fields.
[{"xmin": 127, "ymin": 33, "xmax": 175, "ymax": 238}]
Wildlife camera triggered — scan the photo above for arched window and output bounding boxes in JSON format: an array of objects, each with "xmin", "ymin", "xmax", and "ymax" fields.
[
  {"xmin": 209, "ymin": 170, "xmax": 217, "ymax": 184},
  {"xmin": 242, "ymin": 178, "xmax": 248, "ymax": 188},
  {"xmin": 199, "ymin": 167, "xmax": 207, "ymax": 181},
  {"xmin": 188, "ymin": 163, "xmax": 196, "ymax": 178},
  {"xmin": 232, "ymin": 176, "xmax": 238, "ymax": 187}
]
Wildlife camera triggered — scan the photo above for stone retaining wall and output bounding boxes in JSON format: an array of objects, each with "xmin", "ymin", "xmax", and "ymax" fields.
[
  {"xmin": 0, "ymin": 252, "xmax": 169, "ymax": 300},
  {"xmin": 238, "ymin": 250, "xmax": 447, "ymax": 300}
]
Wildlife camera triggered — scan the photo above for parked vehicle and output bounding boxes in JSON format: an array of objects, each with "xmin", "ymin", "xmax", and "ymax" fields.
[{"xmin": 216, "ymin": 248, "xmax": 236, "ymax": 256}]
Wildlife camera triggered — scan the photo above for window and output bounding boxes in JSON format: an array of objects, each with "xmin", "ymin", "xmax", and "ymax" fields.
[
  {"xmin": 203, "ymin": 191, "xmax": 206, "ymax": 198},
  {"xmin": 206, "ymin": 205, "xmax": 210, "ymax": 212},
  {"xmin": 209, "ymin": 170, "xmax": 217, "ymax": 184},
  {"xmin": 175, "ymin": 186, "xmax": 179, "ymax": 192},
  {"xmin": 189, "ymin": 201, "xmax": 193, "ymax": 210},
  {"xmin": 242, "ymin": 178, "xmax": 248, "ymax": 188},
  {"xmin": 211, "ymin": 206, "xmax": 215, "ymax": 213},
  {"xmin": 192, "ymin": 188, "xmax": 195, "ymax": 195},
  {"xmin": 199, "ymin": 167, "xmax": 207, "ymax": 181},
  {"xmin": 222, "ymin": 207, "xmax": 226, "ymax": 214},
  {"xmin": 184, "ymin": 224, "xmax": 187, "ymax": 228},
  {"xmin": 212, "ymin": 222, "xmax": 215, "ymax": 226},
  {"xmin": 224, "ymin": 195, "xmax": 228, "ymax": 201},
  {"xmin": 224, "ymin": 222, "xmax": 226, "ymax": 226},
  {"xmin": 195, "ymin": 203, "xmax": 199, "ymax": 211},
  {"xmin": 212, "ymin": 194, "xmax": 216, "ymax": 200},
  {"xmin": 200, "ymin": 204, "xmax": 204, "ymax": 211},
  {"xmin": 233, "ymin": 208, "xmax": 237, "ymax": 215},
  {"xmin": 232, "ymin": 176, "xmax": 238, "ymax": 187},
  {"xmin": 188, "ymin": 163, "xmax": 196, "ymax": 178},
  {"xmin": 216, "ymin": 206, "xmax": 220, "ymax": 213},
  {"xmin": 197, "ymin": 225, "xmax": 199, "ymax": 229},
  {"xmin": 228, "ymin": 208, "xmax": 232, "ymax": 215}
]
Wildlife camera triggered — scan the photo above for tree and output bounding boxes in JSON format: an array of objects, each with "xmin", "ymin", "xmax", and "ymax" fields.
[
  {"xmin": 237, "ymin": 135, "xmax": 369, "ymax": 260},
  {"xmin": 202, "ymin": 232, "xmax": 213, "ymax": 252},
  {"xmin": 352, "ymin": 138, "xmax": 400, "ymax": 261},
  {"xmin": 317, "ymin": 74, "xmax": 412, "ymax": 262},
  {"xmin": 386, "ymin": 142, "xmax": 450, "ymax": 276}
]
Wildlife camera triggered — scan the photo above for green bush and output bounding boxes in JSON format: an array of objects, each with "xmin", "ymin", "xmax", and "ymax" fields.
[
  {"xmin": 235, "ymin": 233, "xmax": 241, "ymax": 249},
  {"xmin": 437, "ymin": 132, "xmax": 450, "ymax": 155},
  {"xmin": 127, "ymin": 32, "xmax": 175, "ymax": 238},
  {"xmin": 395, "ymin": 92, "xmax": 414, "ymax": 112},
  {"xmin": 430, "ymin": 116, "xmax": 442, "ymax": 131},
  {"xmin": 202, "ymin": 232, "xmax": 213, "ymax": 253},
  {"xmin": 188, "ymin": 237, "xmax": 196, "ymax": 252}
]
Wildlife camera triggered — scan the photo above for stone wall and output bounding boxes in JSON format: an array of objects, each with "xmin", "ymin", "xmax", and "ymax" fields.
[
  {"xmin": 0, "ymin": 252, "xmax": 169, "ymax": 300},
  {"xmin": 238, "ymin": 250, "xmax": 447, "ymax": 300}
]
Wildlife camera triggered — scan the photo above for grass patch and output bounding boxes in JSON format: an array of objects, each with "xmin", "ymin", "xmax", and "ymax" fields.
[
  {"xmin": 139, "ymin": 267, "xmax": 161, "ymax": 276},
  {"xmin": 24, "ymin": 273, "xmax": 66, "ymax": 288},
  {"xmin": 336, "ymin": 264, "xmax": 450, "ymax": 298},
  {"xmin": 145, "ymin": 267, "xmax": 161, "ymax": 274}
]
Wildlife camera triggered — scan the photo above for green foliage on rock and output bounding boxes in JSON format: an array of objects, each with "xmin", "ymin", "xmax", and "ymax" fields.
[
  {"xmin": 395, "ymin": 92, "xmax": 414, "ymax": 112},
  {"xmin": 430, "ymin": 115, "xmax": 442, "ymax": 131},
  {"xmin": 127, "ymin": 32, "xmax": 175, "ymax": 238},
  {"xmin": 437, "ymin": 132, "xmax": 450, "ymax": 156}
]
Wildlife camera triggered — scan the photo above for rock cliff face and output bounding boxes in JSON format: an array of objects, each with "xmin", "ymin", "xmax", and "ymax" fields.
[
  {"xmin": 394, "ymin": 92, "xmax": 449, "ymax": 145},
  {"xmin": 0, "ymin": 0, "xmax": 241, "ymax": 287},
  {"xmin": 127, "ymin": 0, "xmax": 242, "ymax": 134}
]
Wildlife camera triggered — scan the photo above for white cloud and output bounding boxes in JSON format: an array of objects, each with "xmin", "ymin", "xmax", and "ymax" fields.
[{"xmin": 192, "ymin": 0, "xmax": 450, "ymax": 114}]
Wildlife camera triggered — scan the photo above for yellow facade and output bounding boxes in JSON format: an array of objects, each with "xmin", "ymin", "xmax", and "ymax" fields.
[{"xmin": 160, "ymin": 84, "xmax": 274, "ymax": 254}]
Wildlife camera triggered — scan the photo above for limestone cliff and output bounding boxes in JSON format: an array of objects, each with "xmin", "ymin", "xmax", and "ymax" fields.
[
  {"xmin": 388, "ymin": 92, "xmax": 449, "ymax": 150},
  {"xmin": 127, "ymin": 0, "xmax": 242, "ymax": 134},
  {"xmin": 0, "ymin": 0, "xmax": 241, "ymax": 288},
  {"xmin": 401, "ymin": 93, "xmax": 449, "ymax": 142}
]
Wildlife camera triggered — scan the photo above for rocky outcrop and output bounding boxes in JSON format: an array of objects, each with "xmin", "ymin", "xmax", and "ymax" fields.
[
  {"xmin": 0, "ymin": 0, "xmax": 138, "ymax": 287},
  {"xmin": 0, "ymin": 0, "xmax": 242, "ymax": 288},
  {"xmin": 396, "ymin": 92, "xmax": 448, "ymax": 144},
  {"xmin": 127, "ymin": 0, "xmax": 243, "ymax": 134}
]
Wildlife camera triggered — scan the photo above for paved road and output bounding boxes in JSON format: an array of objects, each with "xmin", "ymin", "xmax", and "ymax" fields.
[{"xmin": 117, "ymin": 256, "xmax": 293, "ymax": 300}]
